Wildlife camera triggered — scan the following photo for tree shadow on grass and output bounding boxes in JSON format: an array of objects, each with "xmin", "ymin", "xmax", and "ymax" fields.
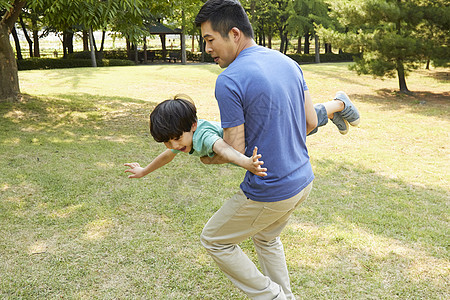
[
  {"xmin": 297, "ymin": 158, "xmax": 447, "ymax": 253},
  {"xmin": 420, "ymin": 69, "xmax": 450, "ymax": 84},
  {"xmin": 355, "ymin": 89, "xmax": 449, "ymax": 120},
  {"xmin": 34, "ymin": 66, "xmax": 115, "ymax": 90},
  {"xmin": 305, "ymin": 68, "xmax": 367, "ymax": 87},
  {"xmin": 285, "ymin": 158, "xmax": 448, "ymax": 298},
  {"xmin": 0, "ymin": 93, "xmax": 156, "ymax": 140}
]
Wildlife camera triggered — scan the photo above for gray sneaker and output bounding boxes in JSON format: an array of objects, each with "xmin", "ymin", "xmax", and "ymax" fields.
[
  {"xmin": 334, "ymin": 91, "xmax": 360, "ymax": 126},
  {"xmin": 331, "ymin": 112, "xmax": 349, "ymax": 135}
]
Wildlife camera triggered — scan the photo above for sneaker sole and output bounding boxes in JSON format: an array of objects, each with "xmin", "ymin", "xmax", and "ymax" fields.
[
  {"xmin": 339, "ymin": 119, "xmax": 349, "ymax": 135},
  {"xmin": 349, "ymin": 118, "xmax": 360, "ymax": 127}
]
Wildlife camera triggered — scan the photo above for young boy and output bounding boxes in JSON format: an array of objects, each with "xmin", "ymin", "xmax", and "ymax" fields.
[
  {"xmin": 124, "ymin": 94, "xmax": 268, "ymax": 178},
  {"xmin": 124, "ymin": 92, "xmax": 360, "ymax": 179}
]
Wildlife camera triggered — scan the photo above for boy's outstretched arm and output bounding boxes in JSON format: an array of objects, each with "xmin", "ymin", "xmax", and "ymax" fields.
[
  {"xmin": 124, "ymin": 149, "xmax": 177, "ymax": 178},
  {"xmin": 202, "ymin": 139, "xmax": 267, "ymax": 177}
]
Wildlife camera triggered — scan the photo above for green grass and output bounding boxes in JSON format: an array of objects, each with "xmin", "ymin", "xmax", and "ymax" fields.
[{"xmin": 1, "ymin": 63, "xmax": 449, "ymax": 299}]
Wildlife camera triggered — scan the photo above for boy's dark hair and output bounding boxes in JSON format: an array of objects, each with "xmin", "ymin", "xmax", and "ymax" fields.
[
  {"xmin": 150, "ymin": 95, "xmax": 197, "ymax": 143},
  {"xmin": 195, "ymin": 0, "xmax": 254, "ymax": 39}
]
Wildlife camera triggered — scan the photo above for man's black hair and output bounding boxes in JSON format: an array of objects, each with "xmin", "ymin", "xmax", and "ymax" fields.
[
  {"xmin": 195, "ymin": 0, "xmax": 254, "ymax": 39},
  {"xmin": 150, "ymin": 97, "xmax": 197, "ymax": 143}
]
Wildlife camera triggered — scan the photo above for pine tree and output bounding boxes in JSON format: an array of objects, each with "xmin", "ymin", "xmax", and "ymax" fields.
[{"xmin": 318, "ymin": 0, "xmax": 449, "ymax": 93}]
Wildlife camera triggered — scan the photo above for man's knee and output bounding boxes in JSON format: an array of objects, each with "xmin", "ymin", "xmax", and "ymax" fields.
[
  {"xmin": 253, "ymin": 236, "xmax": 282, "ymax": 249},
  {"xmin": 200, "ymin": 231, "xmax": 210, "ymax": 248}
]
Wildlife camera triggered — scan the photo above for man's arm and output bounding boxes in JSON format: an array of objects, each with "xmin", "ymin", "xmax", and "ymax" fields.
[
  {"xmin": 304, "ymin": 90, "xmax": 318, "ymax": 135},
  {"xmin": 200, "ymin": 124, "xmax": 245, "ymax": 165}
]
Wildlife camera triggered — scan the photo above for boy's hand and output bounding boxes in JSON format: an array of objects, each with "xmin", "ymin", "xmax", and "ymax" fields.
[
  {"xmin": 124, "ymin": 163, "xmax": 145, "ymax": 178},
  {"xmin": 248, "ymin": 147, "xmax": 267, "ymax": 177}
]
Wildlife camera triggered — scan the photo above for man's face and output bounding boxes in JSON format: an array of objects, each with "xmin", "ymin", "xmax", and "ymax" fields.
[{"xmin": 201, "ymin": 21, "xmax": 237, "ymax": 68}]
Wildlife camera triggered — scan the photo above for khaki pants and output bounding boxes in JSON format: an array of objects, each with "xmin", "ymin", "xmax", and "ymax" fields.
[{"xmin": 201, "ymin": 181, "xmax": 313, "ymax": 300}]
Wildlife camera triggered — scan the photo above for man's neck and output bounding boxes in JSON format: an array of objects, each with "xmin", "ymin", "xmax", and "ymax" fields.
[{"xmin": 235, "ymin": 38, "xmax": 257, "ymax": 59}]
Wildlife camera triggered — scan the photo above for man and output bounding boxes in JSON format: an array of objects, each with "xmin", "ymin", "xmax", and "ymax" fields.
[{"xmin": 195, "ymin": 1, "xmax": 356, "ymax": 299}]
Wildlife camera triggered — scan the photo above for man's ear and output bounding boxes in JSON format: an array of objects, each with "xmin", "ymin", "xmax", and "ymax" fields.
[
  {"xmin": 192, "ymin": 122, "xmax": 198, "ymax": 131},
  {"xmin": 230, "ymin": 27, "xmax": 241, "ymax": 42}
]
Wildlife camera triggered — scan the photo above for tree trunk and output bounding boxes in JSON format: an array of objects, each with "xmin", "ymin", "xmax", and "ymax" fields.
[
  {"xmin": 314, "ymin": 34, "xmax": 320, "ymax": 63},
  {"xmin": 304, "ymin": 33, "xmax": 310, "ymax": 54},
  {"xmin": 19, "ymin": 15, "xmax": 33, "ymax": 58},
  {"xmin": 261, "ymin": 29, "xmax": 266, "ymax": 47},
  {"xmin": 143, "ymin": 37, "xmax": 147, "ymax": 64},
  {"xmin": 83, "ymin": 30, "xmax": 89, "ymax": 51},
  {"xmin": 0, "ymin": 24, "xmax": 20, "ymax": 101},
  {"xmin": 396, "ymin": 59, "xmax": 409, "ymax": 93},
  {"xmin": 200, "ymin": 35, "xmax": 205, "ymax": 62},
  {"xmin": 67, "ymin": 31, "xmax": 74, "ymax": 54},
  {"xmin": 31, "ymin": 17, "xmax": 40, "ymax": 57},
  {"xmin": 296, "ymin": 36, "xmax": 302, "ymax": 54},
  {"xmin": 426, "ymin": 59, "xmax": 430, "ymax": 70},
  {"xmin": 284, "ymin": 33, "xmax": 288, "ymax": 54},
  {"xmin": 99, "ymin": 30, "xmax": 106, "ymax": 52},
  {"xmin": 11, "ymin": 25, "xmax": 22, "ymax": 60},
  {"xmin": 89, "ymin": 27, "xmax": 97, "ymax": 67},
  {"xmin": 62, "ymin": 31, "xmax": 67, "ymax": 58},
  {"xmin": 160, "ymin": 34, "xmax": 166, "ymax": 61},
  {"xmin": 181, "ymin": 10, "xmax": 186, "ymax": 64},
  {"xmin": 133, "ymin": 43, "xmax": 138, "ymax": 64},
  {"xmin": 33, "ymin": 29, "xmax": 40, "ymax": 57},
  {"xmin": 279, "ymin": 31, "xmax": 284, "ymax": 53},
  {"xmin": 0, "ymin": 0, "xmax": 26, "ymax": 102},
  {"xmin": 126, "ymin": 38, "xmax": 131, "ymax": 60}
]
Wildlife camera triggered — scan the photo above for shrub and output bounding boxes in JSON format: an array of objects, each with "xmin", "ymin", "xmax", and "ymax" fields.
[
  {"xmin": 66, "ymin": 51, "xmax": 102, "ymax": 60},
  {"xmin": 17, "ymin": 58, "xmax": 134, "ymax": 70},
  {"xmin": 287, "ymin": 52, "xmax": 361, "ymax": 64},
  {"xmin": 67, "ymin": 50, "xmax": 132, "ymax": 60}
]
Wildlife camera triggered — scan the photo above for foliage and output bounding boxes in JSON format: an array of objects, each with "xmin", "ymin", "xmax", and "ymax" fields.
[
  {"xmin": 317, "ymin": 0, "xmax": 450, "ymax": 92},
  {"xmin": 288, "ymin": 0, "xmax": 330, "ymax": 37}
]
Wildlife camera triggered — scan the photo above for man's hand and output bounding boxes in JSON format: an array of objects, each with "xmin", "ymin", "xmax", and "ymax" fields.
[{"xmin": 124, "ymin": 163, "xmax": 146, "ymax": 178}]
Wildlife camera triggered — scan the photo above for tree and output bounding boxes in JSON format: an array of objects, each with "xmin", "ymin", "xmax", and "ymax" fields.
[
  {"xmin": 1, "ymin": 0, "xmax": 150, "ymax": 102},
  {"xmin": 167, "ymin": 0, "xmax": 204, "ymax": 64},
  {"xmin": 242, "ymin": 0, "xmax": 278, "ymax": 49},
  {"xmin": 318, "ymin": 0, "xmax": 450, "ymax": 93},
  {"xmin": 288, "ymin": 0, "xmax": 330, "ymax": 61},
  {"xmin": 0, "ymin": 0, "xmax": 26, "ymax": 102}
]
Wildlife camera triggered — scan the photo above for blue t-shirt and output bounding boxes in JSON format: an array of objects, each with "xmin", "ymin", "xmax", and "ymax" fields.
[
  {"xmin": 172, "ymin": 119, "xmax": 223, "ymax": 157},
  {"xmin": 215, "ymin": 45, "xmax": 314, "ymax": 202}
]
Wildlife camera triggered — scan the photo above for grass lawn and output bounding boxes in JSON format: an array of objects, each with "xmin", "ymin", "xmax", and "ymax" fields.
[{"xmin": 1, "ymin": 62, "xmax": 449, "ymax": 299}]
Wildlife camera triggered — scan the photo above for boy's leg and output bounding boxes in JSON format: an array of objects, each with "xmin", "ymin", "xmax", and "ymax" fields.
[
  {"xmin": 308, "ymin": 92, "xmax": 360, "ymax": 135},
  {"xmin": 308, "ymin": 103, "xmax": 349, "ymax": 135},
  {"xmin": 201, "ymin": 184, "xmax": 312, "ymax": 299},
  {"xmin": 307, "ymin": 104, "xmax": 329, "ymax": 136}
]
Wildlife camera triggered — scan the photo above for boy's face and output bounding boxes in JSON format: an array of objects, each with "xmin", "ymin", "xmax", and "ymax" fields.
[
  {"xmin": 163, "ymin": 122, "xmax": 197, "ymax": 153},
  {"xmin": 201, "ymin": 21, "xmax": 237, "ymax": 68}
]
